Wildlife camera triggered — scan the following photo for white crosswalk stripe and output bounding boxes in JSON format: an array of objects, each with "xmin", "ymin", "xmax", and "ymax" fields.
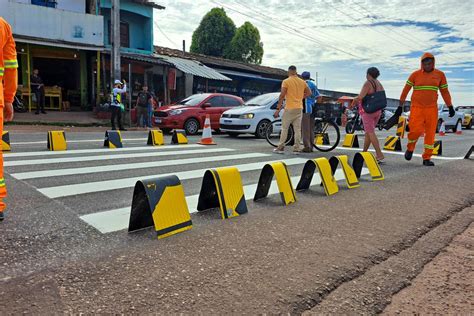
[
  {"xmin": 4, "ymin": 144, "xmax": 204, "ymax": 158},
  {"xmin": 5, "ymin": 143, "xmax": 371, "ymax": 236},
  {"xmin": 37, "ymin": 157, "xmax": 308, "ymax": 198},
  {"xmin": 11, "ymin": 153, "xmax": 270, "ymax": 180},
  {"xmin": 5, "ymin": 147, "xmax": 233, "ymax": 167},
  {"xmin": 80, "ymin": 168, "xmax": 369, "ymax": 234}
]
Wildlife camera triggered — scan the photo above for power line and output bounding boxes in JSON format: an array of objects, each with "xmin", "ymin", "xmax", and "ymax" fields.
[
  {"xmin": 223, "ymin": 0, "xmax": 413, "ymax": 71},
  {"xmin": 154, "ymin": 20, "xmax": 180, "ymax": 49}
]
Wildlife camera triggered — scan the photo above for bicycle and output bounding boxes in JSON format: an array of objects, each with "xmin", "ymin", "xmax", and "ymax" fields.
[
  {"xmin": 346, "ymin": 108, "xmax": 387, "ymax": 134},
  {"xmin": 265, "ymin": 103, "xmax": 341, "ymax": 152}
]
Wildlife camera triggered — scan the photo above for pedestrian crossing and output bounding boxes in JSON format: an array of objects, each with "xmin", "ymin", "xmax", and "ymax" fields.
[{"xmin": 5, "ymin": 143, "xmax": 370, "ymax": 235}]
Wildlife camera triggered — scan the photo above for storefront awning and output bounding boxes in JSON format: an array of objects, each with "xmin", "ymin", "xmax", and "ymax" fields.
[
  {"xmin": 14, "ymin": 36, "xmax": 104, "ymax": 51},
  {"xmin": 215, "ymin": 68, "xmax": 283, "ymax": 83},
  {"xmin": 157, "ymin": 55, "xmax": 231, "ymax": 81}
]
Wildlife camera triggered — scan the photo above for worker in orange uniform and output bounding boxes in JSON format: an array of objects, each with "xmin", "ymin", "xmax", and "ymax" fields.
[
  {"xmin": 0, "ymin": 17, "xmax": 17, "ymax": 221},
  {"xmin": 397, "ymin": 52, "xmax": 455, "ymax": 166}
]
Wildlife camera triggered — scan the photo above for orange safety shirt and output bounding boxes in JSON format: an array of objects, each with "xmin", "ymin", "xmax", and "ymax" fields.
[{"xmin": 0, "ymin": 17, "xmax": 18, "ymax": 105}]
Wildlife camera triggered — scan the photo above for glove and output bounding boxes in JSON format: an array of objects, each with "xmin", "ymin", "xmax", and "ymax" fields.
[
  {"xmin": 448, "ymin": 106, "xmax": 455, "ymax": 117},
  {"xmin": 394, "ymin": 106, "xmax": 403, "ymax": 117}
]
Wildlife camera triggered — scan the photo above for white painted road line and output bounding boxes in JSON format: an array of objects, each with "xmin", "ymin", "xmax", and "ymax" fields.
[
  {"xmin": 39, "ymin": 158, "xmax": 308, "ymax": 199},
  {"xmin": 12, "ymin": 153, "xmax": 271, "ymax": 180},
  {"xmin": 327, "ymin": 145, "xmax": 466, "ymax": 160},
  {"xmin": 10, "ymin": 138, "xmax": 148, "ymax": 145},
  {"xmin": 4, "ymin": 147, "xmax": 233, "ymax": 167},
  {"xmin": 80, "ymin": 168, "xmax": 370, "ymax": 234},
  {"xmin": 4, "ymin": 144, "xmax": 203, "ymax": 158}
]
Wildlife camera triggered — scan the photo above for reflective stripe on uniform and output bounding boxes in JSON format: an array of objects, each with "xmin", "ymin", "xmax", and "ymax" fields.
[
  {"xmin": 0, "ymin": 67, "xmax": 4, "ymax": 76},
  {"xmin": 424, "ymin": 144, "xmax": 434, "ymax": 149},
  {"xmin": 408, "ymin": 139, "xmax": 417, "ymax": 144},
  {"xmin": 440, "ymin": 84, "xmax": 449, "ymax": 89},
  {"xmin": 4, "ymin": 59, "xmax": 18, "ymax": 68},
  {"xmin": 0, "ymin": 178, "xmax": 5, "ymax": 187},
  {"xmin": 406, "ymin": 80, "xmax": 414, "ymax": 87},
  {"xmin": 413, "ymin": 86, "xmax": 439, "ymax": 91}
]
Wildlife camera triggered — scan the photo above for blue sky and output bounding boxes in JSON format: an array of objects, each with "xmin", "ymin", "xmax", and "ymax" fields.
[{"xmin": 153, "ymin": 0, "xmax": 474, "ymax": 104}]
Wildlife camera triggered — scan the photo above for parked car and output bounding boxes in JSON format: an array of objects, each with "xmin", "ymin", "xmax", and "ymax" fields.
[
  {"xmin": 456, "ymin": 105, "xmax": 473, "ymax": 129},
  {"xmin": 405, "ymin": 104, "xmax": 465, "ymax": 133},
  {"xmin": 153, "ymin": 93, "xmax": 244, "ymax": 135},
  {"xmin": 219, "ymin": 93, "xmax": 281, "ymax": 138}
]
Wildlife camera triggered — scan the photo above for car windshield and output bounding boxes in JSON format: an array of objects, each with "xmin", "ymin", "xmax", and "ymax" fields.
[
  {"xmin": 244, "ymin": 94, "xmax": 278, "ymax": 106},
  {"xmin": 457, "ymin": 107, "xmax": 470, "ymax": 114},
  {"xmin": 175, "ymin": 94, "xmax": 209, "ymax": 106}
]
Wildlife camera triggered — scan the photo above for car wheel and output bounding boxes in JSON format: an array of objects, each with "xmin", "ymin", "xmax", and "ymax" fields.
[
  {"xmin": 255, "ymin": 119, "xmax": 271, "ymax": 139},
  {"xmin": 184, "ymin": 118, "xmax": 200, "ymax": 135},
  {"xmin": 436, "ymin": 119, "xmax": 442, "ymax": 133},
  {"xmin": 453, "ymin": 119, "xmax": 462, "ymax": 133},
  {"xmin": 228, "ymin": 132, "xmax": 240, "ymax": 138}
]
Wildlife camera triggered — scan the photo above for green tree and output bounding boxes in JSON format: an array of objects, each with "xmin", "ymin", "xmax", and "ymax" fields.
[
  {"xmin": 224, "ymin": 22, "xmax": 264, "ymax": 64},
  {"xmin": 190, "ymin": 8, "xmax": 236, "ymax": 57}
]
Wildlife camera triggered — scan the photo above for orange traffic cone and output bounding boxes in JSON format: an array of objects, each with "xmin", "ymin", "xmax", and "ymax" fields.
[
  {"xmin": 439, "ymin": 120, "xmax": 446, "ymax": 136},
  {"xmin": 198, "ymin": 115, "xmax": 216, "ymax": 145},
  {"xmin": 456, "ymin": 121, "xmax": 462, "ymax": 135}
]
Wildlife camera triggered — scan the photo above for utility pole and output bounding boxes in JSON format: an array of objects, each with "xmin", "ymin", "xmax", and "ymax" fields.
[{"xmin": 111, "ymin": 0, "xmax": 121, "ymax": 81}]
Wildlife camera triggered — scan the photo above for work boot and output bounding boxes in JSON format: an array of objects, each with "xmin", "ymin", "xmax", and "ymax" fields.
[
  {"xmin": 423, "ymin": 159, "xmax": 435, "ymax": 166},
  {"xmin": 404, "ymin": 150, "xmax": 413, "ymax": 161}
]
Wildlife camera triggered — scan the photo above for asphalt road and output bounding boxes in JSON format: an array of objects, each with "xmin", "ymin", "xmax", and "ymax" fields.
[{"xmin": 1, "ymin": 128, "xmax": 473, "ymax": 313}]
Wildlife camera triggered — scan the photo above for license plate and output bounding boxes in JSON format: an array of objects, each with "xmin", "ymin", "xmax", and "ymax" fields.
[
  {"xmin": 154, "ymin": 118, "xmax": 162, "ymax": 123},
  {"xmin": 224, "ymin": 120, "xmax": 232, "ymax": 123}
]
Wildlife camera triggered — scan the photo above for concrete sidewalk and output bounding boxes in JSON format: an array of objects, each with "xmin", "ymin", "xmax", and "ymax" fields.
[{"xmin": 10, "ymin": 111, "xmax": 109, "ymax": 126}]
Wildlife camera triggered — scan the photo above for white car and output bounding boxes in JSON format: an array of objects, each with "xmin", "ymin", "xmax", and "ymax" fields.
[
  {"xmin": 405, "ymin": 104, "xmax": 465, "ymax": 132},
  {"xmin": 220, "ymin": 93, "xmax": 281, "ymax": 138}
]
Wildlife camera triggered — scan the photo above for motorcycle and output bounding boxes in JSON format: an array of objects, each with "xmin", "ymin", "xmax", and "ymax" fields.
[
  {"xmin": 346, "ymin": 109, "xmax": 388, "ymax": 134},
  {"xmin": 13, "ymin": 93, "xmax": 27, "ymax": 113}
]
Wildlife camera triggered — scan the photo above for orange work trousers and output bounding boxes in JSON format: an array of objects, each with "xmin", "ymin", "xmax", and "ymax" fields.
[
  {"xmin": 0, "ymin": 81, "xmax": 6, "ymax": 203},
  {"xmin": 407, "ymin": 106, "xmax": 438, "ymax": 160}
]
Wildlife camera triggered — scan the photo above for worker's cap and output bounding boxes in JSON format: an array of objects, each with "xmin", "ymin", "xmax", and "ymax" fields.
[
  {"xmin": 301, "ymin": 71, "xmax": 311, "ymax": 79},
  {"xmin": 114, "ymin": 79, "xmax": 123, "ymax": 85}
]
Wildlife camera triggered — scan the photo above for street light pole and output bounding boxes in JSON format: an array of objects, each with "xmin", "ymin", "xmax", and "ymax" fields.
[{"xmin": 111, "ymin": 0, "xmax": 121, "ymax": 81}]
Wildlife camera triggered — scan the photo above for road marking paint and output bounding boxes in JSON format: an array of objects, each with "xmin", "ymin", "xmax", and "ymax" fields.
[
  {"xmin": 324, "ymin": 145, "xmax": 466, "ymax": 160},
  {"xmin": 4, "ymin": 144, "xmax": 204, "ymax": 158},
  {"xmin": 80, "ymin": 168, "xmax": 370, "ymax": 234},
  {"xmin": 39, "ymin": 158, "xmax": 308, "ymax": 199},
  {"xmin": 5, "ymin": 147, "xmax": 233, "ymax": 167},
  {"xmin": 10, "ymin": 138, "xmax": 148, "ymax": 145},
  {"xmin": 12, "ymin": 153, "xmax": 271, "ymax": 180}
]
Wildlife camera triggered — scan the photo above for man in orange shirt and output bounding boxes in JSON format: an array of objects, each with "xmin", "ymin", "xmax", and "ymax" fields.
[
  {"xmin": 273, "ymin": 65, "xmax": 311, "ymax": 154},
  {"xmin": 0, "ymin": 17, "xmax": 17, "ymax": 221},
  {"xmin": 397, "ymin": 52, "xmax": 454, "ymax": 166}
]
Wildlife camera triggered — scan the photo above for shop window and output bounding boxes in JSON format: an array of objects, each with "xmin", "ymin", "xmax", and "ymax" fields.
[
  {"xmin": 31, "ymin": 0, "xmax": 57, "ymax": 8},
  {"xmin": 108, "ymin": 21, "xmax": 130, "ymax": 48}
]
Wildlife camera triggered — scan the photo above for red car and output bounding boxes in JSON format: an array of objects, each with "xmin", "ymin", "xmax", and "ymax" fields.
[{"xmin": 153, "ymin": 93, "xmax": 244, "ymax": 135}]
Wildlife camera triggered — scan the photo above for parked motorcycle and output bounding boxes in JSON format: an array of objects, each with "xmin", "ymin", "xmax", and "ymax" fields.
[
  {"xmin": 13, "ymin": 94, "xmax": 27, "ymax": 113},
  {"xmin": 346, "ymin": 109, "xmax": 388, "ymax": 134}
]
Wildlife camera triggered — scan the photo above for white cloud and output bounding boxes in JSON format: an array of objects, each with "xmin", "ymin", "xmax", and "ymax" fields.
[{"xmin": 153, "ymin": 0, "xmax": 474, "ymax": 104}]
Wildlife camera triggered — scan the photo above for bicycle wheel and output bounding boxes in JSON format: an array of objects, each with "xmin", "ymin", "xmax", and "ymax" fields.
[
  {"xmin": 313, "ymin": 119, "xmax": 340, "ymax": 152},
  {"xmin": 265, "ymin": 119, "xmax": 294, "ymax": 148}
]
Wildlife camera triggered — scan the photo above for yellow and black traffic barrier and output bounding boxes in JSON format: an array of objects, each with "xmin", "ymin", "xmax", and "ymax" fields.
[
  {"xmin": 104, "ymin": 130, "xmax": 123, "ymax": 148},
  {"xmin": 197, "ymin": 166, "xmax": 248, "ymax": 219},
  {"xmin": 128, "ymin": 175, "xmax": 192, "ymax": 239},
  {"xmin": 147, "ymin": 129, "xmax": 164, "ymax": 146},
  {"xmin": 1, "ymin": 131, "xmax": 11, "ymax": 151},
  {"xmin": 47, "ymin": 131, "xmax": 67, "ymax": 151},
  {"xmin": 171, "ymin": 129, "xmax": 188, "ymax": 145},
  {"xmin": 314, "ymin": 133, "xmax": 330, "ymax": 146},
  {"xmin": 432, "ymin": 140, "xmax": 442, "ymax": 156},
  {"xmin": 383, "ymin": 136, "xmax": 402, "ymax": 151},
  {"xmin": 342, "ymin": 134, "xmax": 359, "ymax": 148},
  {"xmin": 465, "ymin": 145, "xmax": 473, "ymax": 159},
  {"xmin": 328, "ymin": 155, "xmax": 360, "ymax": 189},
  {"xmin": 396, "ymin": 116, "xmax": 407, "ymax": 138},
  {"xmin": 254, "ymin": 162, "xmax": 296, "ymax": 205},
  {"xmin": 296, "ymin": 158, "xmax": 339, "ymax": 196},
  {"xmin": 352, "ymin": 152, "xmax": 384, "ymax": 181}
]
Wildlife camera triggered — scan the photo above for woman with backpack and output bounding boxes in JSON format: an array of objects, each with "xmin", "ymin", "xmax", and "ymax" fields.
[{"xmin": 349, "ymin": 67, "xmax": 386, "ymax": 163}]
